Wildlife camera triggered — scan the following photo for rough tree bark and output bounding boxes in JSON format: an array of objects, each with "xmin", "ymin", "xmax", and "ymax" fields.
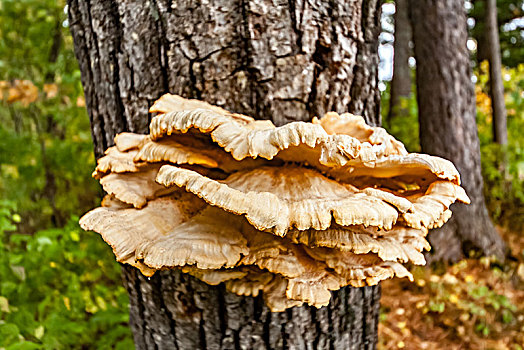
[
  {"xmin": 409, "ymin": 0, "xmax": 506, "ymax": 262},
  {"xmin": 388, "ymin": 0, "xmax": 413, "ymax": 122},
  {"xmin": 486, "ymin": 0, "xmax": 508, "ymax": 145},
  {"xmin": 69, "ymin": 0, "xmax": 383, "ymax": 348}
]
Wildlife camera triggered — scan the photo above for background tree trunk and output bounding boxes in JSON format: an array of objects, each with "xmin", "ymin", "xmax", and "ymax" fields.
[
  {"xmin": 486, "ymin": 0, "xmax": 508, "ymax": 145},
  {"xmin": 472, "ymin": 0, "xmax": 489, "ymax": 64},
  {"xmin": 69, "ymin": 0, "xmax": 383, "ymax": 348},
  {"xmin": 409, "ymin": 0, "xmax": 506, "ymax": 262},
  {"xmin": 388, "ymin": 0, "xmax": 413, "ymax": 122}
]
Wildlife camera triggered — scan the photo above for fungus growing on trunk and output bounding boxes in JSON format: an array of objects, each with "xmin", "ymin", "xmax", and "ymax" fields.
[{"xmin": 80, "ymin": 94, "xmax": 470, "ymax": 311}]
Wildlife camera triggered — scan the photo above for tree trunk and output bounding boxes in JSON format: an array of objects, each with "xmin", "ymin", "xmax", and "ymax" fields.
[
  {"xmin": 388, "ymin": 0, "xmax": 412, "ymax": 122},
  {"xmin": 472, "ymin": 0, "xmax": 489, "ymax": 64},
  {"xmin": 486, "ymin": 0, "xmax": 508, "ymax": 145},
  {"xmin": 409, "ymin": 0, "xmax": 506, "ymax": 262},
  {"xmin": 69, "ymin": 0, "xmax": 383, "ymax": 349}
]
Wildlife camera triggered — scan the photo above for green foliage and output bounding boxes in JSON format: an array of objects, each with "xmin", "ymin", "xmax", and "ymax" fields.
[
  {"xmin": 0, "ymin": 0, "xmax": 100, "ymax": 230},
  {"xmin": 0, "ymin": 201, "xmax": 133, "ymax": 349},
  {"xmin": 411, "ymin": 261, "xmax": 519, "ymax": 339},
  {"xmin": 476, "ymin": 63, "xmax": 524, "ymax": 230}
]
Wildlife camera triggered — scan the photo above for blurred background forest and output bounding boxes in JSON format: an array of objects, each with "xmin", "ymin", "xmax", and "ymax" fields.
[{"xmin": 0, "ymin": 0, "xmax": 522, "ymax": 349}]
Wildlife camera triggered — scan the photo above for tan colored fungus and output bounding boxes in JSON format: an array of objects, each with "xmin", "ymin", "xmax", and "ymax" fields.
[
  {"xmin": 134, "ymin": 135, "xmax": 268, "ymax": 173},
  {"xmin": 134, "ymin": 136, "xmax": 219, "ymax": 168},
  {"xmin": 79, "ymin": 94, "xmax": 470, "ymax": 311},
  {"xmin": 313, "ymin": 112, "xmax": 407, "ymax": 157},
  {"xmin": 79, "ymin": 194, "xmax": 201, "ymax": 276},
  {"xmin": 288, "ymin": 226, "xmax": 429, "ymax": 264},
  {"xmin": 135, "ymin": 207, "xmax": 249, "ymax": 270},
  {"xmin": 150, "ymin": 105, "xmax": 375, "ymax": 165},
  {"xmin": 99, "ymin": 165, "xmax": 176, "ymax": 208},
  {"xmin": 114, "ymin": 132, "xmax": 148, "ymax": 152},
  {"xmin": 93, "ymin": 147, "xmax": 142, "ymax": 179},
  {"xmin": 156, "ymin": 165, "xmax": 401, "ymax": 235},
  {"xmin": 182, "ymin": 266, "xmax": 249, "ymax": 285}
]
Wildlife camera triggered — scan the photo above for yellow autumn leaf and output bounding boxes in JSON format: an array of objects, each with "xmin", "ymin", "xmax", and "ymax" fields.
[
  {"xmin": 0, "ymin": 80, "xmax": 39, "ymax": 106},
  {"xmin": 2, "ymin": 164, "xmax": 19, "ymax": 179},
  {"xmin": 477, "ymin": 93, "xmax": 492, "ymax": 115},
  {"xmin": 63, "ymin": 296, "xmax": 71, "ymax": 310},
  {"xmin": 0, "ymin": 296, "xmax": 10, "ymax": 313},
  {"xmin": 34, "ymin": 325, "xmax": 45, "ymax": 339},
  {"xmin": 76, "ymin": 95, "xmax": 86, "ymax": 107},
  {"xmin": 12, "ymin": 214, "xmax": 21, "ymax": 223},
  {"xmin": 70, "ymin": 231, "xmax": 80, "ymax": 242},
  {"xmin": 43, "ymin": 83, "xmax": 58, "ymax": 98},
  {"xmin": 9, "ymin": 80, "xmax": 39, "ymax": 106},
  {"xmin": 449, "ymin": 294, "xmax": 459, "ymax": 304}
]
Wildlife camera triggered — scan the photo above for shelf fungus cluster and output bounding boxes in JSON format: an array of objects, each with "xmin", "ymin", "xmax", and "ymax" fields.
[{"xmin": 80, "ymin": 94, "xmax": 470, "ymax": 312}]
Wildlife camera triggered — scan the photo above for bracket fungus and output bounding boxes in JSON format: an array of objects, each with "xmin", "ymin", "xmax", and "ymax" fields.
[{"xmin": 80, "ymin": 94, "xmax": 470, "ymax": 311}]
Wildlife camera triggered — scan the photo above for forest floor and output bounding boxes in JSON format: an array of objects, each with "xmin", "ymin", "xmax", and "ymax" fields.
[{"xmin": 378, "ymin": 228, "xmax": 524, "ymax": 350}]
